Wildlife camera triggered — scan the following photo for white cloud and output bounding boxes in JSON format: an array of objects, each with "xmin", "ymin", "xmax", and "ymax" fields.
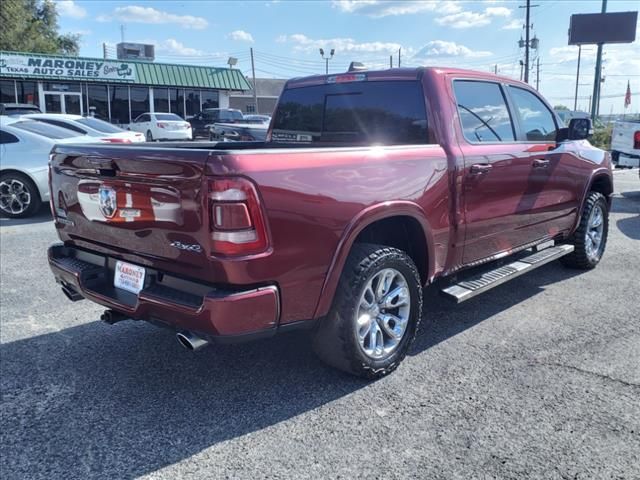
[
  {"xmin": 502, "ymin": 19, "xmax": 522, "ymax": 30},
  {"xmin": 56, "ymin": 0, "xmax": 86, "ymax": 18},
  {"xmin": 156, "ymin": 39, "xmax": 206, "ymax": 56},
  {"xmin": 228, "ymin": 30, "xmax": 254, "ymax": 43},
  {"xmin": 436, "ymin": 6, "xmax": 512, "ymax": 29},
  {"xmin": 413, "ymin": 40, "xmax": 492, "ymax": 59},
  {"xmin": 280, "ymin": 33, "xmax": 401, "ymax": 54},
  {"xmin": 97, "ymin": 6, "xmax": 208, "ymax": 30},
  {"xmin": 332, "ymin": 0, "xmax": 460, "ymax": 18}
]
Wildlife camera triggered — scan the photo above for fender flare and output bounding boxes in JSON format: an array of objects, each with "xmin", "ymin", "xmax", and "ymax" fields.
[
  {"xmin": 570, "ymin": 168, "xmax": 613, "ymax": 234},
  {"xmin": 312, "ymin": 200, "xmax": 435, "ymax": 319}
]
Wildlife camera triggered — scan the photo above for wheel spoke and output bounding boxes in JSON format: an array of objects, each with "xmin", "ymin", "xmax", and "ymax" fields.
[
  {"xmin": 380, "ymin": 285, "xmax": 409, "ymax": 309},
  {"xmin": 377, "ymin": 313, "xmax": 406, "ymax": 339}
]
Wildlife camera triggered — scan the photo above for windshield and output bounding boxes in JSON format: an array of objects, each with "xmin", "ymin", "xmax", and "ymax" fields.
[
  {"xmin": 10, "ymin": 120, "xmax": 81, "ymax": 139},
  {"xmin": 155, "ymin": 113, "xmax": 183, "ymax": 121},
  {"xmin": 271, "ymin": 80, "xmax": 428, "ymax": 145},
  {"xmin": 77, "ymin": 117, "xmax": 123, "ymax": 133}
]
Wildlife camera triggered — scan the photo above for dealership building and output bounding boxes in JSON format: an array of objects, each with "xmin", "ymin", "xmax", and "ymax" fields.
[{"xmin": 0, "ymin": 50, "xmax": 252, "ymax": 124}]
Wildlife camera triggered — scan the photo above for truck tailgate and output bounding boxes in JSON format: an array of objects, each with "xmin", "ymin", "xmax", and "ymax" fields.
[{"xmin": 50, "ymin": 145, "xmax": 212, "ymax": 271}]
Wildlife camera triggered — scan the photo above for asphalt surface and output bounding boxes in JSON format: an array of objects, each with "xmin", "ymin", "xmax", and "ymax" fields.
[{"xmin": 1, "ymin": 169, "xmax": 639, "ymax": 480}]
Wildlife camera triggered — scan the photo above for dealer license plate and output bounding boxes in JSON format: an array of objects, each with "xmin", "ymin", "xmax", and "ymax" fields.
[{"xmin": 114, "ymin": 261, "xmax": 146, "ymax": 294}]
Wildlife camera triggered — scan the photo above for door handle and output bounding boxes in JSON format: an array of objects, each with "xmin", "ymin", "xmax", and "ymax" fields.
[
  {"xmin": 532, "ymin": 158, "xmax": 550, "ymax": 168},
  {"xmin": 470, "ymin": 163, "xmax": 492, "ymax": 174}
]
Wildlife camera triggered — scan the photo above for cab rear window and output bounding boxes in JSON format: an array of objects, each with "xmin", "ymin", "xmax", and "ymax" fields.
[{"xmin": 271, "ymin": 80, "xmax": 429, "ymax": 145}]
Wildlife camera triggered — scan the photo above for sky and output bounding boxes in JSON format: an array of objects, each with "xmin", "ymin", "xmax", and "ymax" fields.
[{"xmin": 53, "ymin": 0, "xmax": 640, "ymax": 114}]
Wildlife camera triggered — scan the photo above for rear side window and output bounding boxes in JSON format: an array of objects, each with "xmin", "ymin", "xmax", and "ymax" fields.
[
  {"xmin": 39, "ymin": 119, "xmax": 86, "ymax": 134},
  {"xmin": 10, "ymin": 120, "xmax": 79, "ymax": 139},
  {"xmin": 77, "ymin": 117, "xmax": 123, "ymax": 133},
  {"xmin": 0, "ymin": 130, "xmax": 19, "ymax": 144},
  {"xmin": 272, "ymin": 80, "xmax": 428, "ymax": 145},
  {"xmin": 453, "ymin": 80, "xmax": 515, "ymax": 143},
  {"xmin": 508, "ymin": 86, "xmax": 558, "ymax": 141}
]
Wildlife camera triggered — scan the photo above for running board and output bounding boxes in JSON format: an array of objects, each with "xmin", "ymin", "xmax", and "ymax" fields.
[{"xmin": 441, "ymin": 244, "xmax": 574, "ymax": 303}]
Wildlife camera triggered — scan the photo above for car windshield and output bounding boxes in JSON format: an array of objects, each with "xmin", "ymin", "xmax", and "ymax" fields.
[
  {"xmin": 271, "ymin": 80, "xmax": 428, "ymax": 145},
  {"xmin": 155, "ymin": 113, "xmax": 183, "ymax": 121},
  {"xmin": 77, "ymin": 117, "xmax": 123, "ymax": 133},
  {"xmin": 10, "ymin": 120, "xmax": 81, "ymax": 139}
]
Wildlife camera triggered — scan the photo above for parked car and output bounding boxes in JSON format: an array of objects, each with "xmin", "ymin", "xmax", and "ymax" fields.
[
  {"xmin": 188, "ymin": 108, "xmax": 244, "ymax": 137},
  {"xmin": 209, "ymin": 121, "xmax": 269, "ymax": 142},
  {"xmin": 0, "ymin": 103, "xmax": 42, "ymax": 116},
  {"xmin": 47, "ymin": 67, "xmax": 612, "ymax": 378},
  {"xmin": 0, "ymin": 116, "xmax": 100, "ymax": 218},
  {"xmin": 22, "ymin": 114, "xmax": 145, "ymax": 143},
  {"xmin": 128, "ymin": 113, "xmax": 192, "ymax": 141},
  {"xmin": 611, "ymin": 120, "xmax": 640, "ymax": 168}
]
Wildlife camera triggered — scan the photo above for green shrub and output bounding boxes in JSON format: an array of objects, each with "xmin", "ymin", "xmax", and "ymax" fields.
[{"xmin": 590, "ymin": 125, "xmax": 612, "ymax": 151}]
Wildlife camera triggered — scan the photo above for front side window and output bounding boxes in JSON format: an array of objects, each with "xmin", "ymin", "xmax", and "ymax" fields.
[
  {"xmin": 40, "ymin": 119, "xmax": 86, "ymax": 134},
  {"xmin": 508, "ymin": 86, "xmax": 558, "ymax": 141},
  {"xmin": 10, "ymin": 120, "xmax": 79, "ymax": 139},
  {"xmin": 453, "ymin": 80, "xmax": 515, "ymax": 143},
  {"xmin": 272, "ymin": 80, "xmax": 429, "ymax": 145},
  {"xmin": 77, "ymin": 117, "xmax": 123, "ymax": 133}
]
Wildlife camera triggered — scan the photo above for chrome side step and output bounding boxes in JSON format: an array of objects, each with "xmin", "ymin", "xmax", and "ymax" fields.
[{"xmin": 441, "ymin": 244, "xmax": 574, "ymax": 303}]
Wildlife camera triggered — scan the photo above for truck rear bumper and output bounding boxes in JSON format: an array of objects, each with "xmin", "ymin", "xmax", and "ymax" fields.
[{"xmin": 48, "ymin": 243, "xmax": 280, "ymax": 341}]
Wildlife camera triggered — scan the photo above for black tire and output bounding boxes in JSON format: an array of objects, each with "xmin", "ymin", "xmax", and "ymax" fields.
[
  {"xmin": 0, "ymin": 172, "xmax": 41, "ymax": 218},
  {"xmin": 560, "ymin": 191, "xmax": 609, "ymax": 269},
  {"xmin": 146, "ymin": 130, "xmax": 153, "ymax": 142},
  {"xmin": 312, "ymin": 243, "xmax": 423, "ymax": 379},
  {"xmin": 611, "ymin": 151, "xmax": 619, "ymax": 166}
]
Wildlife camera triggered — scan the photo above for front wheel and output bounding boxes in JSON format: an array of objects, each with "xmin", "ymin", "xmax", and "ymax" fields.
[
  {"xmin": 146, "ymin": 130, "xmax": 153, "ymax": 142},
  {"xmin": 312, "ymin": 243, "xmax": 423, "ymax": 379},
  {"xmin": 560, "ymin": 191, "xmax": 609, "ymax": 269}
]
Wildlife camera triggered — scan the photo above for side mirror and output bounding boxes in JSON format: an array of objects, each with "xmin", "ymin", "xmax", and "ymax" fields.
[{"xmin": 567, "ymin": 118, "xmax": 593, "ymax": 140}]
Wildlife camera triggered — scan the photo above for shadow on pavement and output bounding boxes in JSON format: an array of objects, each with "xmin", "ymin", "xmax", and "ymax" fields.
[
  {"xmin": 0, "ymin": 206, "xmax": 52, "ymax": 227},
  {"xmin": 611, "ymin": 192, "xmax": 640, "ymax": 240},
  {"xmin": 0, "ymin": 262, "xmax": 581, "ymax": 479}
]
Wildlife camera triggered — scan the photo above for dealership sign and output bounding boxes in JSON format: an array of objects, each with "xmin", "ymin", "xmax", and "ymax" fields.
[{"xmin": 0, "ymin": 53, "xmax": 136, "ymax": 81}]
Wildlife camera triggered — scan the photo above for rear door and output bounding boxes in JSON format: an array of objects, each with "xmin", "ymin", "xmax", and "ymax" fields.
[
  {"xmin": 454, "ymin": 79, "xmax": 543, "ymax": 264},
  {"xmin": 131, "ymin": 114, "xmax": 150, "ymax": 134}
]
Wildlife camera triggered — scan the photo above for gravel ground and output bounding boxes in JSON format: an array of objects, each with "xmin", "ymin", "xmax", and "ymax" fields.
[{"xmin": 1, "ymin": 168, "xmax": 638, "ymax": 480}]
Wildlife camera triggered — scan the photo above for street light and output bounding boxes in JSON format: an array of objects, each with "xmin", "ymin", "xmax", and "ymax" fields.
[{"xmin": 319, "ymin": 48, "xmax": 335, "ymax": 74}]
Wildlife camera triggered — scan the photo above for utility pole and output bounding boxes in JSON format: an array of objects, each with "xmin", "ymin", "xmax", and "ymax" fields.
[
  {"xmin": 250, "ymin": 48, "xmax": 258, "ymax": 114},
  {"xmin": 536, "ymin": 57, "xmax": 540, "ymax": 90},
  {"xmin": 574, "ymin": 45, "xmax": 582, "ymax": 110},
  {"xmin": 120, "ymin": 24, "xmax": 125, "ymax": 43},
  {"xmin": 319, "ymin": 48, "xmax": 335, "ymax": 74},
  {"xmin": 102, "ymin": 43, "xmax": 108, "ymax": 59},
  {"xmin": 590, "ymin": 0, "xmax": 607, "ymax": 121},
  {"xmin": 398, "ymin": 48, "xmax": 401, "ymax": 68},
  {"xmin": 494, "ymin": 64, "xmax": 498, "ymax": 74},
  {"xmin": 519, "ymin": 60, "xmax": 524, "ymax": 81},
  {"xmin": 390, "ymin": 55, "xmax": 393, "ymax": 68},
  {"xmin": 518, "ymin": 1, "xmax": 539, "ymax": 84}
]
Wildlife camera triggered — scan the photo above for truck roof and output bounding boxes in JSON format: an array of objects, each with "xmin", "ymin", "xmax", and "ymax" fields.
[{"xmin": 285, "ymin": 66, "xmax": 526, "ymax": 89}]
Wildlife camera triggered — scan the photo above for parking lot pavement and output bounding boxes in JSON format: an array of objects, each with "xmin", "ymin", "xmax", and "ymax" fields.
[{"xmin": 1, "ymin": 169, "xmax": 638, "ymax": 480}]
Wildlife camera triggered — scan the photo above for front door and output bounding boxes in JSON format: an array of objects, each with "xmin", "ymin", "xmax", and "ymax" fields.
[
  {"xmin": 454, "ymin": 79, "xmax": 541, "ymax": 265},
  {"xmin": 63, "ymin": 93, "xmax": 82, "ymax": 115},
  {"xmin": 45, "ymin": 93, "xmax": 63, "ymax": 113}
]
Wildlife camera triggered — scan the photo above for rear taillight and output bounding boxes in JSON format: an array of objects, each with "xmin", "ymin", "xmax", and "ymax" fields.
[
  {"xmin": 208, "ymin": 177, "xmax": 269, "ymax": 256},
  {"xmin": 157, "ymin": 122, "xmax": 168, "ymax": 128},
  {"xmin": 102, "ymin": 137, "xmax": 132, "ymax": 143},
  {"xmin": 634, "ymin": 130, "xmax": 640, "ymax": 149}
]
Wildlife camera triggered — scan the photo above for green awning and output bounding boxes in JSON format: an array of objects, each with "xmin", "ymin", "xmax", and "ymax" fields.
[{"xmin": 0, "ymin": 50, "xmax": 251, "ymax": 90}]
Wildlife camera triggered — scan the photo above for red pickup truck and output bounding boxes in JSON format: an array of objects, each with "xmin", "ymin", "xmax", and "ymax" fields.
[{"xmin": 48, "ymin": 67, "xmax": 612, "ymax": 378}]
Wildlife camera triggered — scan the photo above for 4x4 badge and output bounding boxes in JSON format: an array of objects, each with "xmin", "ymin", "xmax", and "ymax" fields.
[{"xmin": 98, "ymin": 186, "xmax": 117, "ymax": 218}]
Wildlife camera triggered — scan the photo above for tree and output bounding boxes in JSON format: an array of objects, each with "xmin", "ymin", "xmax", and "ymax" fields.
[
  {"xmin": 0, "ymin": 0, "xmax": 80, "ymax": 55},
  {"xmin": 554, "ymin": 105, "xmax": 570, "ymax": 111}
]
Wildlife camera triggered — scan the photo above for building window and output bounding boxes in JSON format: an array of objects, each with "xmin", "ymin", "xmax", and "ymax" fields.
[
  {"xmin": 15, "ymin": 81, "xmax": 38, "ymax": 105},
  {"xmin": 43, "ymin": 82, "xmax": 81, "ymax": 93},
  {"xmin": 110, "ymin": 86, "xmax": 130, "ymax": 124},
  {"xmin": 245, "ymin": 104, "xmax": 256, "ymax": 113},
  {"xmin": 153, "ymin": 87, "xmax": 169, "ymax": 113},
  {"xmin": 130, "ymin": 87, "xmax": 150, "ymax": 120},
  {"xmin": 201, "ymin": 90, "xmax": 218, "ymax": 109},
  {"xmin": 170, "ymin": 88, "xmax": 185, "ymax": 118},
  {"xmin": 1, "ymin": 80, "xmax": 16, "ymax": 103},
  {"xmin": 185, "ymin": 89, "xmax": 200, "ymax": 117},
  {"xmin": 87, "ymin": 84, "xmax": 109, "ymax": 121}
]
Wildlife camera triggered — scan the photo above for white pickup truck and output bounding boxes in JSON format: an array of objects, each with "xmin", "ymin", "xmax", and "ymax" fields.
[{"xmin": 611, "ymin": 120, "xmax": 640, "ymax": 168}]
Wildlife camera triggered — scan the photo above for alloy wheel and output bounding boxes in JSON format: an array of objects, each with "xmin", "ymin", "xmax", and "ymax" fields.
[{"xmin": 0, "ymin": 178, "xmax": 31, "ymax": 216}]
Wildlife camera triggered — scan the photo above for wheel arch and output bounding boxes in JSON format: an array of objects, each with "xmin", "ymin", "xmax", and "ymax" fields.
[
  {"xmin": 569, "ymin": 169, "xmax": 613, "ymax": 235},
  {"xmin": 312, "ymin": 201, "xmax": 434, "ymax": 319},
  {"xmin": 0, "ymin": 168, "xmax": 46, "ymax": 202}
]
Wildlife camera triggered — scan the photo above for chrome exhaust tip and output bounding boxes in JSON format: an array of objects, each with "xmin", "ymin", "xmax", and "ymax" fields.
[
  {"xmin": 100, "ymin": 309, "xmax": 129, "ymax": 325},
  {"xmin": 61, "ymin": 284, "xmax": 83, "ymax": 302},
  {"xmin": 176, "ymin": 332, "xmax": 209, "ymax": 351}
]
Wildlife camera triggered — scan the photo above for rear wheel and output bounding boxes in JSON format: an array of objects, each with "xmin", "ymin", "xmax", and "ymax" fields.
[
  {"xmin": 0, "ymin": 172, "xmax": 41, "ymax": 218},
  {"xmin": 146, "ymin": 130, "xmax": 153, "ymax": 142},
  {"xmin": 312, "ymin": 243, "xmax": 423, "ymax": 379},
  {"xmin": 560, "ymin": 191, "xmax": 608, "ymax": 269}
]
